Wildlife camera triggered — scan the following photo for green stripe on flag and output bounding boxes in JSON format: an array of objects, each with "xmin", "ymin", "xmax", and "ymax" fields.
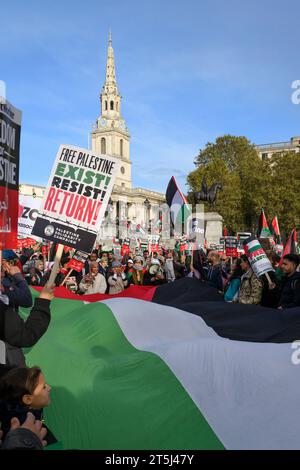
[
  {"xmin": 22, "ymin": 295, "xmax": 224, "ymax": 450},
  {"xmin": 247, "ymin": 244, "xmax": 262, "ymax": 254}
]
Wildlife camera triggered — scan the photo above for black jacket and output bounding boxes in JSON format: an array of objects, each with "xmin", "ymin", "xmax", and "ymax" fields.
[
  {"xmin": 279, "ymin": 271, "xmax": 300, "ymax": 309},
  {"xmin": 0, "ymin": 298, "xmax": 51, "ymax": 365},
  {"xmin": 1, "ymin": 428, "xmax": 43, "ymax": 450}
]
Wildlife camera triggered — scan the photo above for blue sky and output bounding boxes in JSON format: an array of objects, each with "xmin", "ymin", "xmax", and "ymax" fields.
[{"xmin": 1, "ymin": 0, "xmax": 300, "ymax": 193}]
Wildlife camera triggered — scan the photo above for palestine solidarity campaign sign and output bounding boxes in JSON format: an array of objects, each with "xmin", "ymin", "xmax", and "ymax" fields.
[
  {"xmin": 0, "ymin": 99, "xmax": 22, "ymax": 249},
  {"xmin": 32, "ymin": 145, "xmax": 119, "ymax": 252}
]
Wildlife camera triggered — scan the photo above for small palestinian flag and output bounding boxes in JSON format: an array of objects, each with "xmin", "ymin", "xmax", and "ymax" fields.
[
  {"xmin": 166, "ymin": 176, "xmax": 191, "ymax": 227},
  {"xmin": 270, "ymin": 216, "xmax": 281, "ymax": 243},
  {"xmin": 257, "ymin": 208, "xmax": 271, "ymax": 238}
]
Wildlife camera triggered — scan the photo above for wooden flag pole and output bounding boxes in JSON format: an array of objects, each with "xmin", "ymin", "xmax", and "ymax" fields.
[
  {"xmin": 60, "ymin": 269, "xmax": 73, "ymax": 286},
  {"xmin": 48, "ymin": 243, "xmax": 64, "ymax": 286}
]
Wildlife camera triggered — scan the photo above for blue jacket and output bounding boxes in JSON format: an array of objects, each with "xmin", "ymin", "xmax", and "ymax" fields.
[
  {"xmin": 224, "ymin": 278, "xmax": 241, "ymax": 302},
  {"xmin": 1, "ymin": 273, "xmax": 33, "ymax": 309}
]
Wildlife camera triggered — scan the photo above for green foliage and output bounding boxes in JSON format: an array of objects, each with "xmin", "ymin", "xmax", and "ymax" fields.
[{"xmin": 187, "ymin": 135, "xmax": 299, "ymax": 236}]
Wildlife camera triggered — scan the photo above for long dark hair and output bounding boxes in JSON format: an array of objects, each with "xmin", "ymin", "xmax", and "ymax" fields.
[{"xmin": 230, "ymin": 258, "xmax": 243, "ymax": 279}]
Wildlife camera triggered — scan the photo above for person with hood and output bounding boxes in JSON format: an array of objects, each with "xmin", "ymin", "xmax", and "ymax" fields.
[
  {"xmin": 107, "ymin": 261, "xmax": 128, "ymax": 294},
  {"xmin": 1, "ymin": 256, "xmax": 33, "ymax": 310},
  {"xmin": 130, "ymin": 256, "xmax": 145, "ymax": 285},
  {"xmin": 278, "ymin": 254, "xmax": 300, "ymax": 309},
  {"xmin": 143, "ymin": 259, "xmax": 165, "ymax": 286}
]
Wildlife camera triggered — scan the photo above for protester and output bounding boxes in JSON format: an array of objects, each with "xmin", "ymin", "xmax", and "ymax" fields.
[
  {"xmin": 79, "ymin": 262, "xmax": 107, "ymax": 295},
  {"xmin": 107, "ymin": 261, "xmax": 128, "ymax": 294},
  {"xmin": 143, "ymin": 259, "xmax": 165, "ymax": 286},
  {"xmin": 99, "ymin": 257, "xmax": 108, "ymax": 278},
  {"xmin": 1, "ymin": 258, "xmax": 33, "ymax": 309},
  {"xmin": 128, "ymin": 256, "xmax": 144, "ymax": 286},
  {"xmin": 205, "ymin": 251, "xmax": 227, "ymax": 292},
  {"xmin": 238, "ymin": 254, "xmax": 263, "ymax": 305},
  {"xmin": 278, "ymin": 254, "xmax": 300, "ymax": 309},
  {"xmin": 224, "ymin": 258, "xmax": 243, "ymax": 302},
  {"xmin": 0, "ymin": 283, "xmax": 54, "ymax": 366}
]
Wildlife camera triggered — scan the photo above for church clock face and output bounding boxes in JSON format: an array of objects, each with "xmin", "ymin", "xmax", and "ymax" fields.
[{"xmin": 100, "ymin": 118, "xmax": 107, "ymax": 127}]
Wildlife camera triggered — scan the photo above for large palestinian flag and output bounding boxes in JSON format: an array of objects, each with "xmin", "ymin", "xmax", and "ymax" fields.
[{"xmin": 22, "ymin": 279, "xmax": 300, "ymax": 450}]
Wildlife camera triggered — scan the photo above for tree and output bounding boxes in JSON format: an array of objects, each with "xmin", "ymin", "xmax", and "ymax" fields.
[
  {"xmin": 187, "ymin": 135, "xmax": 272, "ymax": 233},
  {"xmin": 262, "ymin": 151, "xmax": 300, "ymax": 237}
]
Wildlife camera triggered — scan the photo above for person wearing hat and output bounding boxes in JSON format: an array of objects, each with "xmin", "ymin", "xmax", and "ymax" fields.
[
  {"xmin": 143, "ymin": 258, "xmax": 165, "ymax": 286},
  {"xmin": 107, "ymin": 261, "xmax": 128, "ymax": 295},
  {"xmin": 1, "ymin": 254, "xmax": 32, "ymax": 310},
  {"xmin": 124, "ymin": 259, "xmax": 134, "ymax": 285}
]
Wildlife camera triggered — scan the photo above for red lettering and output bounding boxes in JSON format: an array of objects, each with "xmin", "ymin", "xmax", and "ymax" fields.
[
  {"xmin": 51, "ymin": 189, "xmax": 63, "ymax": 213},
  {"xmin": 44, "ymin": 187, "xmax": 56, "ymax": 211},
  {"xmin": 73, "ymin": 195, "xmax": 87, "ymax": 221},
  {"xmin": 84, "ymin": 199, "xmax": 98, "ymax": 224}
]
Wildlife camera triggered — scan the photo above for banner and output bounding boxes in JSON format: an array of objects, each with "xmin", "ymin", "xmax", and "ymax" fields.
[
  {"xmin": 31, "ymin": 145, "xmax": 119, "ymax": 252},
  {"xmin": 243, "ymin": 236, "xmax": 274, "ymax": 277},
  {"xmin": 18, "ymin": 194, "xmax": 42, "ymax": 238},
  {"xmin": 0, "ymin": 99, "xmax": 22, "ymax": 249}
]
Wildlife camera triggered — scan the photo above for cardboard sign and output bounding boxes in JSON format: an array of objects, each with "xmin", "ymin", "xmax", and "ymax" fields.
[
  {"xmin": 243, "ymin": 236, "xmax": 274, "ymax": 277},
  {"xmin": 31, "ymin": 144, "xmax": 119, "ymax": 252},
  {"xmin": 0, "ymin": 99, "xmax": 22, "ymax": 249},
  {"xmin": 148, "ymin": 235, "xmax": 160, "ymax": 253},
  {"xmin": 17, "ymin": 237, "xmax": 38, "ymax": 249},
  {"xmin": 225, "ymin": 236, "xmax": 238, "ymax": 257},
  {"xmin": 121, "ymin": 237, "xmax": 131, "ymax": 256},
  {"xmin": 72, "ymin": 250, "xmax": 89, "ymax": 264},
  {"xmin": 66, "ymin": 258, "xmax": 85, "ymax": 272}
]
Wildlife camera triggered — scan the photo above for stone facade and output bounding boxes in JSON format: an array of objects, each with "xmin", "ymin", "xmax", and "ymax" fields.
[{"xmin": 256, "ymin": 136, "xmax": 300, "ymax": 160}]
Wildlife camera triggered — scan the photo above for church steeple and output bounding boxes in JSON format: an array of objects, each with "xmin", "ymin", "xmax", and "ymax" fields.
[
  {"xmin": 101, "ymin": 31, "xmax": 121, "ymax": 119},
  {"xmin": 92, "ymin": 32, "xmax": 132, "ymax": 189}
]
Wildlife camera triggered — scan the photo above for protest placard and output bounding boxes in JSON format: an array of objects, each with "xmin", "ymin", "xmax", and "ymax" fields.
[
  {"xmin": 18, "ymin": 195, "xmax": 42, "ymax": 239},
  {"xmin": 243, "ymin": 236, "xmax": 274, "ymax": 277},
  {"xmin": 0, "ymin": 99, "xmax": 22, "ymax": 249},
  {"xmin": 148, "ymin": 235, "xmax": 160, "ymax": 253},
  {"xmin": 31, "ymin": 144, "xmax": 119, "ymax": 252},
  {"xmin": 121, "ymin": 237, "xmax": 131, "ymax": 256},
  {"xmin": 225, "ymin": 236, "xmax": 238, "ymax": 257}
]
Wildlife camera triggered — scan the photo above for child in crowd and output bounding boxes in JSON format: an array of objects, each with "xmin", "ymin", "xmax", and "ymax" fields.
[{"xmin": 0, "ymin": 365, "xmax": 55, "ymax": 445}]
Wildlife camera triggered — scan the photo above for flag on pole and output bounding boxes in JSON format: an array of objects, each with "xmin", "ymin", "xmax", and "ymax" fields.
[
  {"xmin": 270, "ymin": 216, "xmax": 281, "ymax": 243},
  {"xmin": 257, "ymin": 209, "xmax": 271, "ymax": 238},
  {"xmin": 280, "ymin": 228, "xmax": 298, "ymax": 263},
  {"xmin": 165, "ymin": 176, "xmax": 191, "ymax": 228}
]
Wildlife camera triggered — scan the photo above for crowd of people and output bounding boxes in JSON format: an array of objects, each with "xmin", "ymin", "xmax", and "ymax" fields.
[{"xmin": 0, "ymin": 239, "xmax": 299, "ymax": 449}]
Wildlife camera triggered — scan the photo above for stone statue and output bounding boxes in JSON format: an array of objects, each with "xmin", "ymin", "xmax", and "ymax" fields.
[{"xmin": 192, "ymin": 177, "xmax": 223, "ymax": 208}]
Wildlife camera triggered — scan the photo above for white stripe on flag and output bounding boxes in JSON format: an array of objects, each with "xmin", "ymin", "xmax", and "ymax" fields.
[{"xmin": 103, "ymin": 297, "xmax": 300, "ymax": 450}]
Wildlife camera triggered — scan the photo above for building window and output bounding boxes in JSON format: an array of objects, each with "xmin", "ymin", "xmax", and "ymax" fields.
[
  {"xmin": 101, "ymin": 137, "xmax": 106, "ymax": 154},
  {"xmin": 121, "ymin": 166, "xmax": 125, "ymax": 174},
  {"xmin": 120, "ymin": 139, "xmax": 124, "ymax": 157},
  {"xmin": 262, "ymin": 152, "xmax": 268, "ymax": 161},
  {"xmin": 105, "ymin": 100, "xmax": 108, "ymax": 111},
  {"xmin": 110, "ymin": 101, "xmax": 114, "ymax": 110}
]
